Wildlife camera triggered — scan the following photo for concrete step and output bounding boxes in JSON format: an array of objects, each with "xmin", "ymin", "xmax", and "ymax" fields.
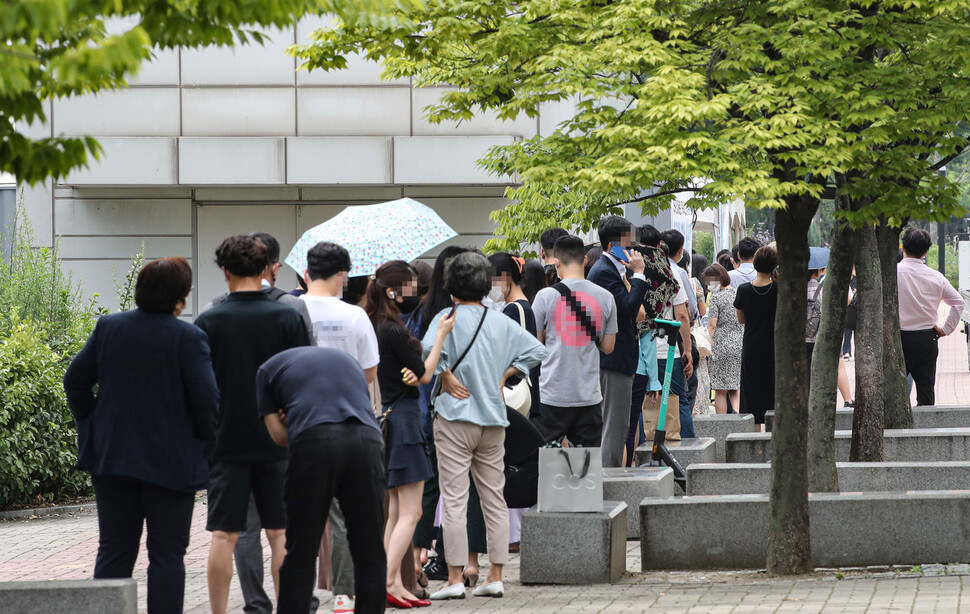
[
  {"xmin": 0, "ymin": 579, "xmax": 137, "ymax": 614},
  {"xmin": 521, "ymin": 502, "xmax": 627, "ymax": 584},
  {"xmin": 765, "ymin": 406, "xmax": 970, "ymax": 432},
  {"xmin": 603, "ymin": 466, "xmax": 674, "ymax": 539},
  {"xmin": 641, "ymin": 491, "xmax": 970, "ymax": 570},
  {"xmin": 726, "ymin": 428, "xmax": 970, "ymax": 463},
  {"xmin": 686, "ymin": 461, "xmax": 970, "ymax": 496},
  {"xmin": 634, "ymin": 437, "xmax": 715, "ymax": 469},
  {"xmin": 691, "ymin": 414, "xmax": 755, "ymax": 463}
]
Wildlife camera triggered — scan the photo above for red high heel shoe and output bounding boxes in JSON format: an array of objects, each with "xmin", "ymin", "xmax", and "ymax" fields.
[{"xmin": 386, "ymin": 593, "xmax": 413, "ymax": 609}]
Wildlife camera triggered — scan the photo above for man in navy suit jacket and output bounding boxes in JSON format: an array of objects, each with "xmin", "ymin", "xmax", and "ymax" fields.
[{"xmin": 586, "ymin": 216, "xmax": 649, "ymax": 467}]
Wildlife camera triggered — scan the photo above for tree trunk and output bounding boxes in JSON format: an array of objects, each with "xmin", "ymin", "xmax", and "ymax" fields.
[
  {"xmin": 850, "ymin": 224, "xmax": 884, "ymax": 461},
  {"xmin": 807, "ymin": 192, "xmax": 855, "ymax": 492},
  {"xmin": 767, "ymin": 195, "xmax": 818, "ymax": 575},
  {"xmin": 876, "ymin": 219, "xmax": 913, "ymax": 429}
]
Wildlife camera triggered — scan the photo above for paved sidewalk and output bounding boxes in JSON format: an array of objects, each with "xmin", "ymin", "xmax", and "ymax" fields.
[
  {"xmin": 3, "ymin": 310, "xmax": 969, "ymax": 612},
  {"xmin": 2, "ymin": 505, "xmax": 969, "ymax": 613}
]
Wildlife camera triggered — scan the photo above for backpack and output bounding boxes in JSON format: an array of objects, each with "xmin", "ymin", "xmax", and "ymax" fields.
[{"xmin": 805, "ymin": 281, "xmax": 823, "ymax": 338}]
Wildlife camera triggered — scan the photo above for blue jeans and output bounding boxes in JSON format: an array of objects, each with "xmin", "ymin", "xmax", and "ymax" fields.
[{"xmin": 658, "ymin": 358, "xmax": 695, "ymax": 438}]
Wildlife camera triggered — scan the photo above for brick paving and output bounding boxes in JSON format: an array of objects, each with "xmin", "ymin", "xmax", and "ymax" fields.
[{"xmin": 2, "ymin": 312, "xmax": 969, "ymax": 612}]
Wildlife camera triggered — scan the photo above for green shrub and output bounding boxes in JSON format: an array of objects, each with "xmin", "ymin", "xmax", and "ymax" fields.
[
  {"xmin": 0, "ymin": 318, "xmax": 91, "ymax": 507},
  {"xmin": 0, "ymin": 195, "xmax": 99, "ymax": 508}
]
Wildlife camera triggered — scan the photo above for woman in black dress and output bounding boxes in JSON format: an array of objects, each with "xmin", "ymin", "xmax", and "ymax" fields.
[
  {"xmin": 366, "ymin": 260, "xmax": 455, "ymax": 608},
  {"xmin": 732, "ymin": 245, "xmax": 778, "ymax": 430}
]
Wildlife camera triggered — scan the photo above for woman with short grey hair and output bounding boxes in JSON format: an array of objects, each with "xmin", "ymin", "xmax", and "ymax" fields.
[{"xmin": 417, "ymin": 252, "xmax": 547, "ymax": 600}]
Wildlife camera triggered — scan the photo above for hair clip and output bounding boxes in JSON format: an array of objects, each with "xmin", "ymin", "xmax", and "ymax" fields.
[{"xmin": 512, "ymin": 256, "xmax": 525, "ymax": 274}]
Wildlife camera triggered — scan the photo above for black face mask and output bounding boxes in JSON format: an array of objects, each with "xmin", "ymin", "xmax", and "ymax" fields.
[{"xmin": 398, "ymin": 295, "xmax": 421, "ymax": 314}]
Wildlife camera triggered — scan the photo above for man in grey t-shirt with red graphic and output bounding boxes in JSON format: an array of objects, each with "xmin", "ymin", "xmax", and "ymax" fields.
[{"xmin": 530, "ymin": 235, "xmax": 618, "ymax": 445}]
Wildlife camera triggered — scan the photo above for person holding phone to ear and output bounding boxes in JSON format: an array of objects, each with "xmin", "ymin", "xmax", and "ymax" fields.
[{"xmin": 586, "ymin": 216, "xmax": 649, "ymax": 468}]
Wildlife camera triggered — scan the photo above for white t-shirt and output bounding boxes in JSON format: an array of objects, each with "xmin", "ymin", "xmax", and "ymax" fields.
[
  {"xmin": 300, "ymin": 295, "xmax": 380, "ymax": 369},
  {"xmin": 654, "ymin": 277, "xmax": 688, "ymax": 359}
]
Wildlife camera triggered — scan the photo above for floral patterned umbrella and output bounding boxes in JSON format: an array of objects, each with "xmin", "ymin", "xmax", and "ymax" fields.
[{"xmin": 285, "ymin": 198, "xmax": 458, "ymax": 277}]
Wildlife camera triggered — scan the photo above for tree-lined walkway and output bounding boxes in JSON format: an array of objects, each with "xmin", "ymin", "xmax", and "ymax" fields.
[{"xmin": 2, "ymin": 319, "xmax": 969, "ymax": 613}]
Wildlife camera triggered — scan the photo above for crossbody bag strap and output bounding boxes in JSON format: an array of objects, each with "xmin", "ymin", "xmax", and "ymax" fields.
[
  {"xmin": 513, "ymin": 301, "xmax": 526, "ymax": 330},
  {"xmin": 450, "ymin": 307, "xmax": 488, "ymax": 373},
  {"xmin": 553, "ymin": 283, "xmax": 600, "ymax": 344},
  {"xmin": 430, "ymin": 307, "xmax": 489, "ymax": 407}
]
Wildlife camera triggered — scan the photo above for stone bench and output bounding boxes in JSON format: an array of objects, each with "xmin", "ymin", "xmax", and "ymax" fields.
[
  {"xmin": 686, "ymin": 461, "xmax": 970, "ymax": 496},
  {"xmin": 725, "ymin": 428, "xmax": 970, "ymax": 463},
  {"xmin": 521, "ymin": 501, "xmax": 627, "ymax": 584},
  {"xmin": 603, "ymin": 467, "xmax": 674, "ymax": 539},
  {"xmin": 691, "ymin": 414, "xmax": 755, "ymax": 463},
  {"xmin": 634, "ymin": 437, "xmax": 716, "ymax": 469},
  {"xmin": 765, "ymin": 406, "xmax": 970, "ymax": 432},
  {"xmin": 641, "ymin": 491, "xmax": 970, "ymax": 570},
  {"xmin": 0, "ymin": 579, "xmax": 137, "ymax": 614}
]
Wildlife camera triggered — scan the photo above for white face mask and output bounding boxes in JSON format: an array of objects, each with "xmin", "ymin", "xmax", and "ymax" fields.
[
  {"xmin": 707, "ymin": 282, "xmax": 720, "ymax": 293},
  {"xmin": 487, "ymin": 285, "xmax": 505, "ymax": 303}
]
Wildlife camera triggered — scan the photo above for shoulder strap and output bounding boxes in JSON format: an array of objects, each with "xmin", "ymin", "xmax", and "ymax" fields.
[
  {"xmin": 553, "ymin": 282, "xmax": 600, "ymax": 344},
  {"xmin": 451, "ymin": 307, "xmax": 488, "ymax": 373},
  {"xmin": 265, "ymin": 287, "xmax": 288, "ymax": 301},
  {"xmin": 513, "ymin": 301, "xmax": 526, "ymax": 330}
]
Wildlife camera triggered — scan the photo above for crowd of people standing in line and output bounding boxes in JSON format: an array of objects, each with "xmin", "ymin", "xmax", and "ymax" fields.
[{"xmin": 61, "ymin": 215, "xmax": 962, "ymax": 614}]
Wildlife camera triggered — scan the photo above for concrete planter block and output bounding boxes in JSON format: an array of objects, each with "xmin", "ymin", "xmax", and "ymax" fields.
[
  {"xmin": 641, "ymin": 491, "xmax": 970, "ymax": 570},
  {"xmin": 725, "ymin": 428, "xmax": 970, "ymax": 464},
  {"xmin": 521, "ymin": 502, "xmax": 627, "ymax": 584},
  {"xmin": 634, "ymin": 437, "xmax": 716, "ymax": 469},
  {"xmin": 691, "ymin": 414, "xmax": 755, "ymax": 462},
  {"xmin": 766, "ymin": 406, "xmax": 970, "ymax": 433},
  {"xmin": 602, "ymin": 467, "xmax": 674, "ymax": 539},
  {"xmin": 0, "ymin": 579, "xmax": 137, "ymax": 614},
  {"xmin": 687, "ymin": 461, "xmax": 970, "ymax": 495}
]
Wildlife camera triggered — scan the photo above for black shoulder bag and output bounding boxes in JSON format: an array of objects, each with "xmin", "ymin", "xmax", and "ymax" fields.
[{"xmin": 553, "ymin": 283, "xmax": 601, "ymax": 344}]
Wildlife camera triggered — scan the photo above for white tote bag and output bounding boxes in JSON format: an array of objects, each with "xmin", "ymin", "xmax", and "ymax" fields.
[{"xmin": 537, "ymin": 447, "xmax": 604, "ymax": 512}]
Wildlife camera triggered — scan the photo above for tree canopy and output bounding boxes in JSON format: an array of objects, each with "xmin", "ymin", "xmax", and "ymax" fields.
[
  {"xmin": 1, "ymin": 0, "xmax": 406, "ymax": 184},
  {"xmin": 294, "ymin": 0, "xmax": 970, "ymax": 240},
  {"xmin": 296, "ymin": 0, "xmax": 970, "ymax": 574}
]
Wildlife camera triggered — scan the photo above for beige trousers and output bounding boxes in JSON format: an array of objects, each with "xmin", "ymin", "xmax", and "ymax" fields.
[{"xmin": 433, "ymin": 415, "xmax": 509, "ymax": 566}]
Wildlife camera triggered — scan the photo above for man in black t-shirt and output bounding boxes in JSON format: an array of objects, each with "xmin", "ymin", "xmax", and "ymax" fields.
[{"xmin": 195, "ymin": 235, "xmax": 311, "ymax": 614}]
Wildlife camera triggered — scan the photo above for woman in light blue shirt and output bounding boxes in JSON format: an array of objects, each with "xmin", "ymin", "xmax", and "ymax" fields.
[{"xmin": 418, "ymin": 252, "xmax": 546, "ymax": 601}]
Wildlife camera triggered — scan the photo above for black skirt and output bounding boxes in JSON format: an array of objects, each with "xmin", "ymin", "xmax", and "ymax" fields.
[{"xmin": 383, "ymin": 398, "xmax": 434, "ymax": 489}]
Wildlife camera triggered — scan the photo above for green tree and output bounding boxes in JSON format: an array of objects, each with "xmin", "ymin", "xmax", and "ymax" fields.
[
  {"xmin": 1, "ymin": 0, "xmax": 402, "ymax": 184},
  {"xmin": 295, "ymin": 0, "xmax": 970, "ymax": 573}
]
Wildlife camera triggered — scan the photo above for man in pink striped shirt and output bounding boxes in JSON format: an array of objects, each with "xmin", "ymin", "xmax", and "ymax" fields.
[{"xmin": 897, "ymin": 227, "xmax": 965, "ymax": 406}]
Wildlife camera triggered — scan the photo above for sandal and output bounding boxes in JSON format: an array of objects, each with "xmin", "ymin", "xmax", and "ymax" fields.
[{"xmin": 462, "ymin": 567, "xmax": 479, "ymax": 588}]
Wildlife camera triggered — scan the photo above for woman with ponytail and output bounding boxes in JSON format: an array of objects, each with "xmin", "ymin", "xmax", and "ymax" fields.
[{"xmin": 366, "ymin": 260, "xmax": 455, "ymax": 609}]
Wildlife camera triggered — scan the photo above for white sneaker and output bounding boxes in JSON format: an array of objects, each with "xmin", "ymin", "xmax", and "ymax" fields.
[
  {"xmin": 472, "ymin": 581, "xmax": 504, "ymax": 598},
  {"xmin": 332, "ymin": 594, "xmax": 354, "ymax": 613},
  {"xmin": 429, "ymin": 582, "xmax": 466, "ymax": 600}
]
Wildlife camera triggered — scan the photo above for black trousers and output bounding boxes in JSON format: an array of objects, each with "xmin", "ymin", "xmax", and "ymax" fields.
[
  {"xmin": 530, "ymin": 402, "xmax": 602, "ymax": 448},
  {"xmin": 91, "ymin": 474, "xmax": 195, "ymax": 614},
  {"xmin": 901, "ymin": 329, "xmax": 940, "ymax": 406},
  {"xmin": 277, "ymin": 422, "xmax": 387, "ymax": 614}
]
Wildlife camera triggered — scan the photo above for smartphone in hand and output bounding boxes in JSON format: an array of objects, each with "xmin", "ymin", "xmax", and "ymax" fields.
[
  {"xmin": 447, "ymin": 302, "xmax": 459, "ymax": 318},
  {"xmin": 608, "ymin": 243, "xmax": 630, "ymax": 263}
]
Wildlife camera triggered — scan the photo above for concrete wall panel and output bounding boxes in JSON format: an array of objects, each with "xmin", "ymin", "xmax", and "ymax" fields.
[
  {"xmin": 181, "ymin": 29, "xmax": 296, "ymax": 86},
  {"xmin": 182, "ymin": 89, "xmax": 296, "ymax": 137},
  {"xmin": 54, "ymin": 199, "xmax": 192, "ymax": 236},
  {"xmin": 179, "ymin": 138, "xmax": 285, "ymax": 184},
  {"xmin": 59, "ymin": 236, "xmax": 192, "ymax": 260},
  {"xmin": 393, "ymin": 137, "xmax": 515, "ymax": 184},
  {"xmin": 412, "ymin": 88, "xmax": 538, "ymax": 138},
  {"xmin": 297, "ymin": 88, "xmax": 410, "ymax": 136},
  {"xmin": 65, "ymin": 138, "xmax": 177, "ymax": 185},
  {"xmin": 55, "ymin": 90, "xmax": 181, "ymax": 137},
  {"xmin": 286, "ymin": 137, "xmax": 392, "ymax": 184}
]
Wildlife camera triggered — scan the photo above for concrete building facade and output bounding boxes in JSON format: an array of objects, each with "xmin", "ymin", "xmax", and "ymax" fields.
[{"xmin": 15, "ymin": 17, "xmax": 742, "ymax": 314}]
